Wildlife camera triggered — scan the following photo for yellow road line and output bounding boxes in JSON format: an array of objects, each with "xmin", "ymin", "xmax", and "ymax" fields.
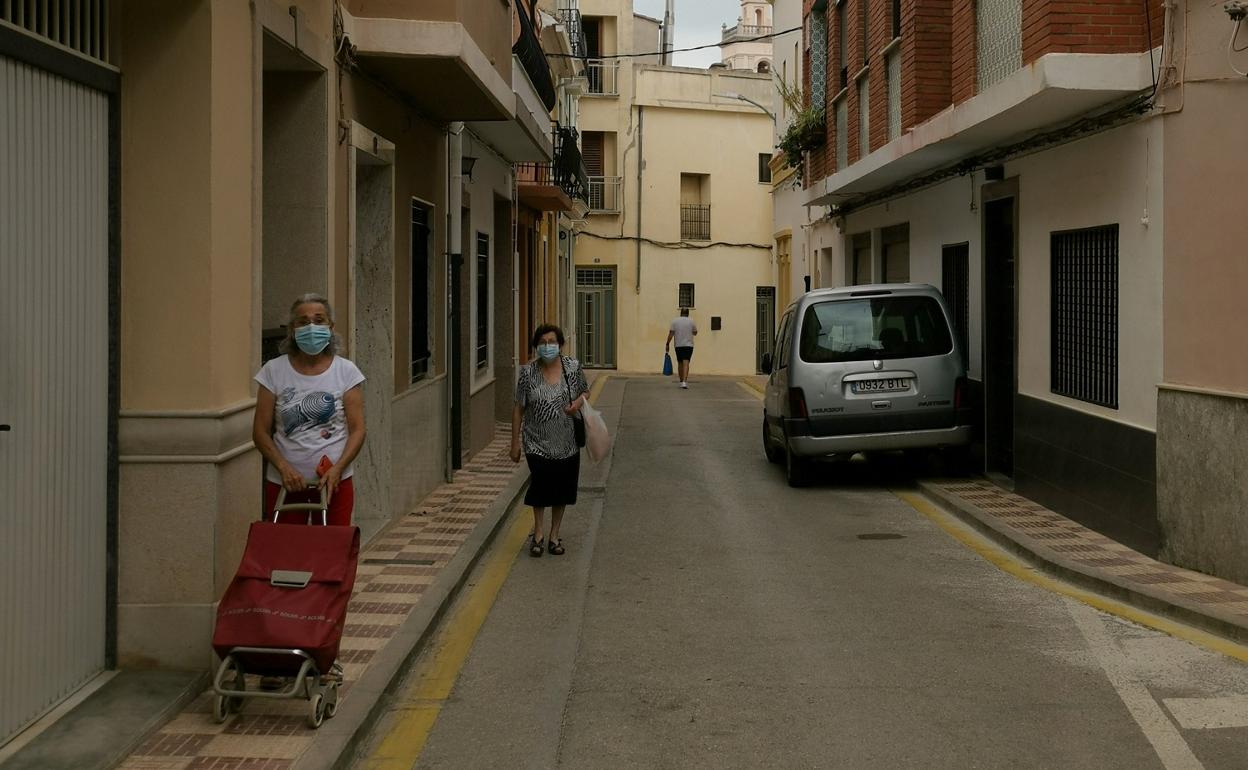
[
  {"xmin": 587, "ymin": 373, "xmax": 609, "ymax": 405},
  {"xmin": 738, "ymin": 380, "xmax": 765, "ymax": 401},
  {"xmin": 894, "ymin": 490, "xmax": 1248, "ymax": 664},
  {"xmin": 361, "ymin": 373, "xmax": 611, "ymax": 768},
  {"xmin": 360, "ymin": 511, "xmax": 532, "ymax": 769}
]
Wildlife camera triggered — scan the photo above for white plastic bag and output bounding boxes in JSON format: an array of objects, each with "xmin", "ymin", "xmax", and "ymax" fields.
[{"xmin": 581, "ymin": 400, "xmax": 611, "ymax": 463}]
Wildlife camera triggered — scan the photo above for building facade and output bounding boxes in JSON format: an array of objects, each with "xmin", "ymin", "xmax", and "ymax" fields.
[
  {"xmin": 0, "ymin": 0, "xmax": 581, "ymax": 746},
  {"xmin": 574, "ymin": 0, "xmax": 777, "ymax": 376},
  {"xmin": 720, "ymin": 0, "xmax": 775, "ymax": 73},
  {"xmin": 795, "ymin": 0, "xmax": 1248, "ymax": 580}
]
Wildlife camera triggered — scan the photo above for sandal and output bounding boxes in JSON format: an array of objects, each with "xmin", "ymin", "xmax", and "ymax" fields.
[
  {"xmin": 547, "ymin": 538, "xmax": 565, "ymax": 556},
  {"xmin": 529, "ymin": 536, "xmax": 544, "ymax": 558}
]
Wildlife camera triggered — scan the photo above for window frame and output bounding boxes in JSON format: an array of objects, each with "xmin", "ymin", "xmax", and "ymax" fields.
[
  {"xmin": 678, "ymin": 282, "xmax": 696, "ymax": 309},
  {"xmin": 1050, "ymin": 224, "xmax": 1119, "ymax": 409},
  {"xmin": 758, "ymin": 152, "xmax": 773, "ymax": 184}
]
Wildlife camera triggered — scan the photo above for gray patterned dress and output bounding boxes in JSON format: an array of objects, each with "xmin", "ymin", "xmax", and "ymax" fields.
[{"xmin": 516, "ymin": 356, "xmax": 589, "ymax": 506}]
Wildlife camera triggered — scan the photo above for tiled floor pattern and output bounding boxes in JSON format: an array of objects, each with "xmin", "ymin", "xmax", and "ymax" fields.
[
  {"xmin": 931, "ymin": 480, "xmax": 1248, "ymax": 621},
  {"xmin": 119, "ymin": 426, "xmax": 522, "ymax": 770}
]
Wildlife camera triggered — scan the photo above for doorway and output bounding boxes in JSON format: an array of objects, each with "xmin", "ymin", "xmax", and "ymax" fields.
[
  {"xmin": 983, "ymin": 189, "xmax": 1017, "ymax": 478},
  {"xmin": 756, "ymin": 287, "xmax": 777, "ymax": 373},
  {"xmin": 575, "ymin": 267, "xmax": 617, "ymax": 368}
]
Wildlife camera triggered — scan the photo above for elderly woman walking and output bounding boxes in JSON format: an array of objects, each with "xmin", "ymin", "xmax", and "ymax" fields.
[
  {"xmin": 511, "ymin": 324, "xmax": 589, "ymax": 557},
  {"xmin": 252, "ymin": 293, "xmax": 366, "ymax": 525}
]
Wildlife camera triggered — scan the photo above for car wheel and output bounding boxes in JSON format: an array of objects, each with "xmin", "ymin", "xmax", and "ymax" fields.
[
  {"xmin": 784, "ymin": 440, "xmax": 809, "ymax": 487},
  {"xmin": 763, "ymin": 416, "xmax": 783, "ymax": 464}
]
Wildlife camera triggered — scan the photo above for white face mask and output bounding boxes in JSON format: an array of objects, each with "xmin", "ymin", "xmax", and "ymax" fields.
[{"xmin": 537, "ymin": 343, "xmax": 560, "ymax": 361}]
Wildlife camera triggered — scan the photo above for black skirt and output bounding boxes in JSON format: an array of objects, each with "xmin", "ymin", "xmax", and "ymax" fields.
[{"xmin": 524, "ymin": 452, "xmax": 580, "ymax": 507}]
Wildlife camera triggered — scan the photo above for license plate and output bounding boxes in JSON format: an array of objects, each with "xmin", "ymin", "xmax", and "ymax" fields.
[{"xmin": 851, "ymin": 378, "xmax": 910, "ymax": 394}]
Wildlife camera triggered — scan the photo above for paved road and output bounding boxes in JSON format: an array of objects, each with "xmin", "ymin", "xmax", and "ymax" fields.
[{"xmin": 363, "ymin": 376, "xmax": 1248, "ymax": 769}]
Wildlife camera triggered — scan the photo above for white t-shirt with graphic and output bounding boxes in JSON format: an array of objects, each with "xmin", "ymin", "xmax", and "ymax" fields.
[{"xmin": 255, "ymin": 355, "xmax": 366, "ymax": 484}]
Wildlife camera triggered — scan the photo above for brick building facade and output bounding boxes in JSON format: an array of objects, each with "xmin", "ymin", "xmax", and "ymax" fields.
[{"xmin": 772, "ymin": 0, "xmax": 1248, "ymax": 585}]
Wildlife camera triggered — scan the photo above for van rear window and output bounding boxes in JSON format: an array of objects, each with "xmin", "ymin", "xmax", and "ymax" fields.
[{"xmin": 798, "ymin": 296, "xmax": 953, "ymax": 363}]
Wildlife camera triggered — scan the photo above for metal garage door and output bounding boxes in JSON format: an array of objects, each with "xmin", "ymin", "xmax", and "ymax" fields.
[{"xmin": 0, "ymin": 52, "xmax": 110, "ymax": 745}]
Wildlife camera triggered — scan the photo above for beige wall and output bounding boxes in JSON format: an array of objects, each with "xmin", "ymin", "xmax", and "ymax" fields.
[
  {"xmin": 1161, "ymin": 7, "xmax": 1248, "ymax": 393},
  {"xmin": 576, "ymin": 61, "xmax": 776, "ymax": 374}
]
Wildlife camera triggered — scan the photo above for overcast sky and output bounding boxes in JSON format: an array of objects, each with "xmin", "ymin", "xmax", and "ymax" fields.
[{"xmin": 633, "ymin": 0, "xmax": 743, "ymax": 68}]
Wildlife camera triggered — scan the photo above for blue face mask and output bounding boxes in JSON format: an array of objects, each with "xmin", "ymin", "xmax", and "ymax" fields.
[
  {"xmin": 536, "ymin": 343, "xmax": 560, "ymax": 362},
  {"xmin": 294, "ymin": 324, "xmax": 332, "ymax": 355}
]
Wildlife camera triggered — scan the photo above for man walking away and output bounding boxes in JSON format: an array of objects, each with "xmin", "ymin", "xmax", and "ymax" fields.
[{"xmin": 666, "ymin": 308, "xmax": 698, "ymax": 389}]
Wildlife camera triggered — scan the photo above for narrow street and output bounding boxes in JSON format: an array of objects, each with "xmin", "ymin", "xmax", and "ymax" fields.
[{"xmin": 356, "ymin": 377, "xmax": 1248, "ymax": 769}]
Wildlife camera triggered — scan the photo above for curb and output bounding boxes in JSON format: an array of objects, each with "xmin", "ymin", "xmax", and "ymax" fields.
[
  {"xmin": 918, "ymin": 480, "xmax": 1248, "ymax": 646},
  {"xmin": 293, "ymin": 467, "xmax": 531, "ymax": 770}
]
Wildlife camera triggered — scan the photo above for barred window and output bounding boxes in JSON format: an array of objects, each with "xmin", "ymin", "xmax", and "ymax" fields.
[
  {"xmin": 678, "ymin": 283, "xmax": 695, "ymax": 309},
  {"xmin": 1051, "ymin": 225, "xmax": 1118, "ymax": 409},
  {"xmin": 410, "ymin": 201, "xmax": 432, "ymax": 381},
  {"xmin": 476, "ymin": 233, "xmax": 490, "ymax": 370}
]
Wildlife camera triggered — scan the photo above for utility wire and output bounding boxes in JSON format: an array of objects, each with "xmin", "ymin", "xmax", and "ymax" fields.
[
  {"xmin": 546, "ymin": 26, "xmax": 801, "ymax": 59},
  {"xmin": 577, "ymin": 232, "xmax": 772, "ymax": 251}
]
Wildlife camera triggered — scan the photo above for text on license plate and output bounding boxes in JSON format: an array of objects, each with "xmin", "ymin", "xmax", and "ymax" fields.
[{"xmin": 851, "ymin": 378, "xmax": 910, "ymax": 394}]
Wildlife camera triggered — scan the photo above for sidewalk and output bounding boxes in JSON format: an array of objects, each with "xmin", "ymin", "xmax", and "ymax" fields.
[
  {"xmin": 921, "ymin": 479, "xmax": 1248, "ymax": 645},
  {"xmin": 115, "ymin": 426, "xmax": 526, "ymax": 770}
]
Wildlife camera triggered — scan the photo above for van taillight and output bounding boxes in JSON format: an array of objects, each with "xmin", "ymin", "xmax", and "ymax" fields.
[
  {"xmin": 954, "ymin": 377, "xmax": 968, "ymax": 409},
  {"xmin": 788, "ymin": 387, "xmax": 809, "ymax": 419}
]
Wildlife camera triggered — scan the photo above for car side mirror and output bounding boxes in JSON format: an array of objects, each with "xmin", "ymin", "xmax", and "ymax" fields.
[{"xmin": 760, "ymin": 353, "xmax": 773, "ymax": 374}]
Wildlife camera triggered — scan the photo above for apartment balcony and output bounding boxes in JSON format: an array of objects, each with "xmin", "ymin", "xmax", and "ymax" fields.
[
  {"xmin": 587, "ymin": 176, "xmax": 622, "ymax": 214},
  {"xmin": 517, "ymin": 125, "xmax": 590, "ymax": 212},
  {"xmin": 467, "ymin": 54, "xmax": 555, "ymax": 162},
  {"xmin": 805, "ymin": 51, "xmax": 1156, "ymax": 208},
  {"xmin": 341, "ymin": 2, "xmax": 514, "ymax": 121},
  {"xmin": 513, "ymin": 1, "xmax": 557, "ymax": 112},
  {"xmin": 586, "ymin": 59, "xmax": 619, "ymax": 96},
  {"xmin": 721, "ymin": 23, "xmax": 772, "ymax": 43},
  {"xmin": 558, "ymin": 7, "xmax": 587, "ymax": 60}
]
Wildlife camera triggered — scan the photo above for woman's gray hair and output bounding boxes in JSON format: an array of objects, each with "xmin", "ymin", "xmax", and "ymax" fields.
[{"xmin": 279, "ymin": 292, "xmax": 342, "ymax": 356}]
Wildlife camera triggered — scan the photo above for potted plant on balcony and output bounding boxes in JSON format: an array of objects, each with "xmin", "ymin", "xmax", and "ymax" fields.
[{"xmin": 776, "ymin": 80, "xmax": 825, "ymax": 183}]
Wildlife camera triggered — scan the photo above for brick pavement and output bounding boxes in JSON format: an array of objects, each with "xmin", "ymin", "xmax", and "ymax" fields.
[
  {"xmin": 118, "ymin": 426, "xmax": 522, "ymax": 770},
  {"xmin": 924, "ymin": 479, "xmax": 1248, "ymax": 636}
]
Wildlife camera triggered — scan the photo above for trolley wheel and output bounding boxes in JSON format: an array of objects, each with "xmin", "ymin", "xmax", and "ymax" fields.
[
  {"xmin": 228, "ymin": 669, "xmax": 246, "ymax": 714},
  {"xmin": 324, "ymin": 683, "xmax": 339, "ymax": 719},
  {"xmin": 212, "ymin": 694, "xmax": 230, "ymax": 724},
  {"xmin": 307, "ymin": 693, "xmax": 325, "ymax": 729}
]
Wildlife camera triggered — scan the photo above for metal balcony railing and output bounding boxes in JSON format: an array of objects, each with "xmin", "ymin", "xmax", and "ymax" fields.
[
  {"xmin": 1, "ymin": 0, "xmax": 112, "ymax": 64},
  {"xmin": 557, "ymin": 7, "xmax": 587, "ymax": 60},
  {"xmin": 680, "ymin": 204, "xmax": 711, "ymax": 241},
  {"xmin": 513, "ymin": 0, "xmax": 558, "ymax": 110},
  {"xmin": 588, "ymin": 176, "xmax": 622, "ymax": 213},
  {"xmin": 516, "ymin": 124, "xmax": 589, "ymax": 204},
  {"xmin": 722, "ymin": 23, "xmax": 773, "ymax": 42},
  {"xmin": 586, "ymin": 59, "xmax": 619, "ymax": 96}
]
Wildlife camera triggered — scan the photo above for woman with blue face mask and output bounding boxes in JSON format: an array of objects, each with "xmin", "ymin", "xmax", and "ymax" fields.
[
  {"xmin": 252, "ymin": 293, "xmax": 367, "ymax": 526},
  {"xmin": 511, "ymin": 324, "xmax": 589, "ymax": 557}
]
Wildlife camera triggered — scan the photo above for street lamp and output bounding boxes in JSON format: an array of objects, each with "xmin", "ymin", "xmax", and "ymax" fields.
[{"xmin": 714, "ymin": 91, "xmax": 775, "ymax": 122}]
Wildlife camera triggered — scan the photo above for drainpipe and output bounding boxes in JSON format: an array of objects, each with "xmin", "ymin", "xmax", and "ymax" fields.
[
  {"xmin": 512, "ymin": 168, "xmax": 520, "ymax": 371},
  {"xmin": 448, "ymin": 122, "xmax": 465, "ymax": 477},
  {"xmin": 635, "ymin": 105, "xmax": 644, "ymax": 294}
]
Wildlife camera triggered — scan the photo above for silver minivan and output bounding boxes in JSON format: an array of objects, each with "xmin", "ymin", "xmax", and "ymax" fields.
[{"xmin": 761, "ymin": 284, "xmax": 972, "ymax": 486}]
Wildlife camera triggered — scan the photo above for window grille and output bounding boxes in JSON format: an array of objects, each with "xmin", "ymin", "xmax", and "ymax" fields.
[
  {"xmin": 892, "ymin": 0, "xmax": 901, "ymax": 39},
  {"xmin": 886, "ymin": 47, "xmax": 901, "ymax": 141},
  {"xmin": 577, "ymin": 268, "xmax": 614, "ymax": 287},
  {"xmin": 809, "ymin": 9, "xmax": 828, "ymax": 109},
  {"xmin": 1051, "ymin": 225, "xmax": 1118, "ymax": 409},
  {"xmin": 857, "ymin": 76, "xmax": 870, "ymax": 158},
  {"xmin": 835, "ymin": 97, "xmax": 848, "ymax": 170},
  {"xmin": 678, "ymin": 283, "xmax": 695, "ymax": 308},
  {"xmin": 410, "ymin": 202, "xmax": 432, "ymax": 381},
  {"xmin": 680, "ymin": 205, "xmax": 711, "ymax": 241},
  {"xmin": 976, "ymin": 0, "xmax": 1022, "ymax": 91},
  {"xmin": 1, "ymin": 0, "xmax": 112, "ymax": 65},
  {"xmin": 475, "ymin": 233, "xmax": 489, "ymax": 370},
  {"xmin": 837, "ymin": 3, "xmax": 847, "ymax": 91},
  {"xmin": 859, "ymin": 0, "xmax": 868, "ymax": 65}
]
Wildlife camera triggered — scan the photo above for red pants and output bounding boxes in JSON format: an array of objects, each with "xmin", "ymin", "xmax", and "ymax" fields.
[{"xmin": 264, "ymin": 478, "xmax": 355, "ymax": 526}]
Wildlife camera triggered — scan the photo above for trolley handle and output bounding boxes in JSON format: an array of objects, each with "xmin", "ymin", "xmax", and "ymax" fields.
[{"xmin": 272, "ymin": 479, "xmax": 330, "ymax": 525}]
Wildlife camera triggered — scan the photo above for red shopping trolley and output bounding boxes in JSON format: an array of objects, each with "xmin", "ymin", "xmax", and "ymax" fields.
[{"xmin": 210, "ymin": 482, "xmax": 359, "ymax": 728}]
